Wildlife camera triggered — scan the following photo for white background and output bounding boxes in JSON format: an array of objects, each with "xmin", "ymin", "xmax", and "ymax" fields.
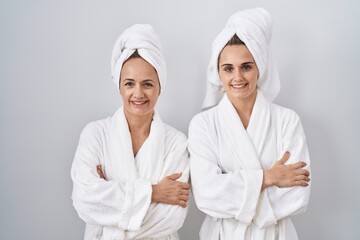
[{"xmin": 1, "ymin": 0, "xmax": 359, "ymax": 239}]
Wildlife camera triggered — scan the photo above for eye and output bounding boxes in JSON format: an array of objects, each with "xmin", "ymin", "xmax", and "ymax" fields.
[
  {"xmin": 241, "ymin": 64, "xmax": 251, "ymax": 71},
  {"xmin": 124, "ymin": 82, "xmax": 134, "ymax": 87},
  {"xmin": 223, "ymin": 66, "xmax": 233, "ymax": 73},
  {"xmin": 143, "ymin": 82, "xmax": 154, "ymax": 88}
]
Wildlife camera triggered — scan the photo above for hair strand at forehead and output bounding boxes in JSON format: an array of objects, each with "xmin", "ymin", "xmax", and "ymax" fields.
[
  {"xmin": 226, "ymin": 34, "xmax": 245, "ymax": 46},
  {"xmin": 217, "ymin": 34, "xmax": 247, "ymax": 70}
]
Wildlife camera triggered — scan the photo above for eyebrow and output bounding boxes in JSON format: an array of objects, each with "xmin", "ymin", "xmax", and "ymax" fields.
[
  {"xmin": 241, "ymin": 61, "xmax": 255, "ymax": 65},
  {"xmin": 220, "ymin": 62, "xmax": 255, "ymax": 67},
  {"xmin": 123, "ymin": 78, "xmax": 135, "ymax": 82},
  {"xmin": 123, "ymin": 78, "xmax": 155, "ymax": 83},
  {"xmin": 142, "ymin": 79, "xmax": 155, "ymax": 83}
]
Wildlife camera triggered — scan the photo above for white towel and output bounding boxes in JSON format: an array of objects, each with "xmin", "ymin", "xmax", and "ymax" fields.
[
  {"xmin": 189, "ymin": 91, "xmax": 311, "ymax": 239},
  {"xmin": 111, "ymin": 24, "xmax": 166, "ymax": 91},
  {"xmin": 202, "ymin": 8, "xmax": 280, "ymax": 109},
  {"xmin": 72, "ymin": 107, "xmax": 189, "ymax": 239}
]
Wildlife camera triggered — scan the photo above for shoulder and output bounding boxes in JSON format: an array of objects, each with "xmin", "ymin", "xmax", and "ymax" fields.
[
  {"xmin": 163, "ymin": 123, "xmax": 187, "ymax": 146},
  {"xmin": 162, "ymin": 123, "xmax": 188, "ymax": 156},
  {"xmin": 189, "ymin": 107, "xmax": 218, "ymax": 131},
  {"xmin": 79, "ymin": 117, "xmax": 112, "ymax": 141},
  {"xmin": 270, "ymin": 103, "xmax": 305, "ymax": 136},
  {"xmin": 271, "ymin": 103, "xmax": 301, "ymax": 123}
]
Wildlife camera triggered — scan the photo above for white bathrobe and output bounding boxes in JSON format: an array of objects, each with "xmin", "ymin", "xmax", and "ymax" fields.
[
  {"xmin": 71, "ymin": 107, "xmax": 189, "ymax": 240},
  {"xmin": 189, "ymin": 91, "xmax": 311, "ymax": 240}
]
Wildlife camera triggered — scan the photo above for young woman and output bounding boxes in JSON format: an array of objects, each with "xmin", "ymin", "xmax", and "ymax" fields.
[
  {"xmin": 71, "ymin": 24, "xmax": 190, "ymax": 240},
  {"xmin": 189, "ymin": 8, "xmax": 311, "ymax": 240}
]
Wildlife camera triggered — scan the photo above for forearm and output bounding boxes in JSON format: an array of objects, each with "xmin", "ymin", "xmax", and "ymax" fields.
[
  {"xmin": 192, "ymin": 167, "xmax": 263, "ymax": 223},
  {"xmin": 72, "ymin": 177, "xmax": 152, "ymax": 230},
  {"xmin": 256, "ymin": 143, "xmax": 311, "ymax": 226},
  {"xmin": 126, "ymin": 203, "xmax": 188, "ymax": 239},
  {"xmin": 255, "ymin": 179, "xmax": 310, "ymax": 228}
]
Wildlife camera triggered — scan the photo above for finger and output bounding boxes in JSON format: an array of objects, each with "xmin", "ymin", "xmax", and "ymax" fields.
[
  {"xmin": 180, "ymin": 189, "xmax": 190, "ymax": 196},
  {"xmin": 166, "ymin": 196, "xmax": 179, "ymax": 205},
  {"xmin": 295, "ymin": 181, "xmax": 309, "ymax": 187},
  {"xmin": 294, "ymin": 175, "xmax": 310, "ymax": 182},
  {"xmin": 96, "ymin": 165, "xmax": 106, "ymax": 180},
  {"xmin": 277, "ymin": 151, "xmax": 290, "ymax": 164},
  {"xmin": 178, "ymin": 199, "xmax": 187, "ymax": 208},
  {"xmin": 290, "ymin": 161, "xmax": 307, "ymax": 169},
  {"xmin": 167, "ymin": 172, "xmax": 182, "ymax": 181},
  {"xmin": 178, "ymin": 182, "xmax": 190, "ymax": 189},
  {"xmin": 179, "ymin": 194, "xmax": 189, "ymax": 202},
  {"xmin": 96, "ymin": 165, "xmax": 101, "ymax": 174},
  {"xmin": 295, "ymin": 169, "xmax": 310, "ymax": 176}
]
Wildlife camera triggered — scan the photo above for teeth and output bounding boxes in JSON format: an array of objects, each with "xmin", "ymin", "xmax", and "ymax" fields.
[
  {"xmin": 232, "ymin": 83, "xmax": 247, "ymax": 89},
  {"xmin": 132, "ymin": 101, "xmax": 147, "ymax": 105}
]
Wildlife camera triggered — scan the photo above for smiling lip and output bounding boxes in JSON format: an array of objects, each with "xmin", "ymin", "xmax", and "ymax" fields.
[
  {"xmin": 131, "ymin": 100, "xmax": 149, "ymax": 106},
  {"xmin": 231, "ymin": 83, "xmax": 248, "ymax": 89}
]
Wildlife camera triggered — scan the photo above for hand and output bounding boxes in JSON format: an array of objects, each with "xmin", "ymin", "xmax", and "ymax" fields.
[
  {"xmin": 96, "ymin": 164, "xmax": 107, "ymax": 180},
  {"xmin": 151, "ymin": 173, "xmax": 190, "ymax": 208},
  {"xmin": 262, "ymin": 152, "xmax": 310, "ymax": 191}
]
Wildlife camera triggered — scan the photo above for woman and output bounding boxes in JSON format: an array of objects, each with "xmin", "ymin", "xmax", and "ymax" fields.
[
  {"xmin": 189, "ymin": 8, "xmax": 311, "ymax": 240},
  {"xmin": 71, "ymin": 24, "xmax": 190, "ymax": 240}
]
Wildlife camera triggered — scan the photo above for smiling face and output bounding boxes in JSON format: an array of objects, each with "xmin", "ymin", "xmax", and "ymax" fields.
[
  {"xmin": 119, "ymin": 57, "xmax": 160, "ymax": 119},
  {"xmin": 218, "ymin": 44, "xmax": 259, "ymax": 103}
]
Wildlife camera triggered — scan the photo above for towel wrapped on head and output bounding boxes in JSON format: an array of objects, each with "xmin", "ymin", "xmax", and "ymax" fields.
[
  {"xmin": 203, "ymin": 8, "xmax": 280, "ymax": 109},
  {"xmin": 111, "ymin": 24, "xmax": 167, "ymax": 92}
]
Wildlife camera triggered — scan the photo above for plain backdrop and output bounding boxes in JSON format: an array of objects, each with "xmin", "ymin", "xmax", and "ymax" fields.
[{"xmin": 1, "ymin": 0, "xmax": 359, "ymax": 239}]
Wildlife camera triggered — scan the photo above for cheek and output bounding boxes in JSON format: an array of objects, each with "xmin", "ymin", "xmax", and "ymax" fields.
[
  {"xmin": 254, "ymin": 73, "xmax": 259, "ymax": 85},
  {"xmin": 253, "ymin": 67, "xmax": 260, "ymax": 81},
  {"xmin": 219, "ymin": 78, "xmax": 227, "ymax": 88},
  {"xmin": 150, "ymin": 85, "xmax": 161, "ymax": 99},
  {"xmin": 219, "ymin": 72, "xmax": 230, "ymax": 86},
  {"xmin": 119, "ymin": 88, "xmax": 125, "ymax": 97},
  {"xmin": 245, "ymin": 71, "xmax": 258, "ymax": 84},
  {"xmin": 119, "ymin": 88, "xmax": 131, "ymax": 100},
  {"xmin": 147, "ymin": 89, "xmax": 160, "ymax": 105},
  {"xmin": 149, "ymin": 90, "xmax": 159, "ymax": 101}
]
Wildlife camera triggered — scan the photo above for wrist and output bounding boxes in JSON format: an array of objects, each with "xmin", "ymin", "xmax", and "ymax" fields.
[
  {"xmin": 151, "ymin": 184, "xmax": 159, "ymax": 203},
  {"xmin": 263, "ymin": 169, "xmax": 273, "ymax": 189}
]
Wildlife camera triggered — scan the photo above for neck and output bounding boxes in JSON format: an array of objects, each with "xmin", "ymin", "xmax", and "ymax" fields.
[
  {"xmin": 123, "ymin": 110, "xmax": 154, "ymax": 157},
  {"xmin": 124, "ymin": 110, "xmax": 153, "ymax": 136},
  {"xmin": 230, "ymin": 91, "xmax": 257, "ymax": 129}
]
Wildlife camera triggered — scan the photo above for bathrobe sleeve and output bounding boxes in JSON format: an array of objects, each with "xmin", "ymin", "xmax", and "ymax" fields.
[
  {"xmin": 189, "ymin": 114, "xmax": 263, "ymax": 225},
  {"xmin": 126, "ymin": 132, "xmax": 190, "ymax": 238},
  {"xmin": 253, "ymin": 109, "xmax": 311, "ymax": 228},
  {"xmin": 71, "ymin": 122, "xmax": 152, "ymax": 231}
]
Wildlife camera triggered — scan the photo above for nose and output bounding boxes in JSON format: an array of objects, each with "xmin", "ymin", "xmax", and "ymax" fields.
[
  {"xmin": 233, "ymin": 68, "xmax": 243, "ymax": 82},
  {"xmin": 133, "ymin": 84, "xmax": 145, "ymax": 98}
]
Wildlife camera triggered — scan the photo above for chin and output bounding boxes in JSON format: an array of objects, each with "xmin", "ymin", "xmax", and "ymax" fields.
[
  {"xmin": 129, "ymin": 108, "xmax": 154, "ymax": 117},
  {"xmin": 228, "ymin": 91, "xmax": 255, "ymax": 102}
]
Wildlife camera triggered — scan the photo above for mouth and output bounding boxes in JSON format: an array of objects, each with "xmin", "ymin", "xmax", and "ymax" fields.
[
  {"xmin": 131, "ymin": 100, "xmax": 149, "ymax": 106},
  {"xmin": 231, "ymin": 83, "xmax": 248, "ymax": 89}
]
